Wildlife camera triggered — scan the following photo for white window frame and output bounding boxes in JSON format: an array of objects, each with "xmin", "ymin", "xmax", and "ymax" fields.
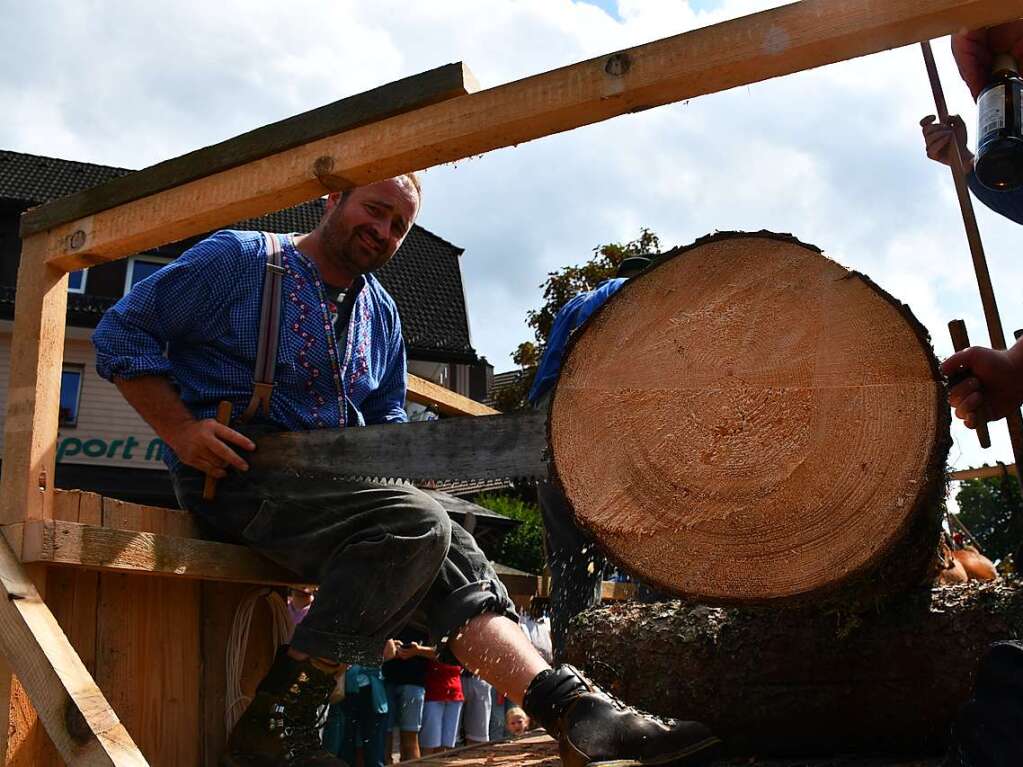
[
  {"xmin": 59, "ymin": 365, "xmax": 85, "ymax": 428},
  {"xmin": 124, "ymin": 254, "xmax": 173, "ymax": 295},
  {"xmin": 67, "ymin": 268, "xmax": 88, "ymax": 294}
]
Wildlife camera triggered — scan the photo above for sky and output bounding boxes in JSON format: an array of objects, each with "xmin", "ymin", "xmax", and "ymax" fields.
[{"xmin": 2, "ymin": 0, "xmax": 1022, "ymax": 481}]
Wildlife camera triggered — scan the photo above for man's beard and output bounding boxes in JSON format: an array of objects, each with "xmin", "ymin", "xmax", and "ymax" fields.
[{"xmin": 327, "ymin": 226, "xmax": 386, "ymax": 276}]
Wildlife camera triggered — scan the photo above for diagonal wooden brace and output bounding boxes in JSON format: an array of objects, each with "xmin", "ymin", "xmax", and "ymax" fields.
[{"xmin": 0, "ymin": 534, "xmax": 148, "ymax": 766}]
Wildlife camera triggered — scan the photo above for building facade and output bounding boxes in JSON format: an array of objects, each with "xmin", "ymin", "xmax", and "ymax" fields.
[{"xmin": 0, "ymin": 149, "xmax": 496, "ymax": 513}]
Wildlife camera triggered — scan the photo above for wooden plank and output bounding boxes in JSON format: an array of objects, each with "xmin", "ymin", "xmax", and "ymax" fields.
[
  {"xmin": 20, "ymin": 63, "xmax": 478, "ymax": 237},
  {"xmin": 200, "ymin": 582, "xmax": 244, "ymax": 767},
  {"xmin": 402, "ymin": 734, "xmax": 559, "ymax": 765},
  {"xmin": 53, "ymin": 490, "xmax": 81, "ymax": 523},
  {"xmin": 3, "ymin": 564, "xmax": 61, "ymax": 767},
  {"xmin": 52, "ymin": 490, "xmax": 200, "ymax": 538},
  {"xmin": 200, "ymin": 583, "xmax": 279, "ymax": 766},
  {"xmin": 600, "ymin": 581, "xmax": 636, "ymax": 601},
  {"xmin": 31, "ymin": 0, "xmax": 1023, "ymax": 270},
  {"xmin": 78, "ymin": 492, "xmax": 104, "ymax": 527},
  {"xmin": 0, "ymin": 536, "xmax": 147, "ymax": 765},
  {"xmin": 102, "ymin": 496, "xmax": 198, "ymax": 538},
  {"xmin": 0, "ymin": 238, "xmax": 68, "ymax": 527},
  {"xmin": 0, "ymin": 657, "xmax": 10, "ymax": 763},
  {"xmin": 21, "ymin": 520, "xmax": 312, "ymax": 587},
  {"xmin": 408, "ymin": 374, "xmax": 498, "ymax": 417},
  {"xmin": 10, "ymin": 565, "xmax": 103, "ymax": 767},
  {"xmin": 949, "ymin": 463, "xmax": 1018, "ymax": 481},
  {"xmin": 95, "ymin": 573, "xmax": 201, "ymax": 767}
]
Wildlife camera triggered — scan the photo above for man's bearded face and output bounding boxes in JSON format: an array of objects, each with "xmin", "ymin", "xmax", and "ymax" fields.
[{"xmin": 321, "ymin": 178, "xmax": 419, "ymax": 277}]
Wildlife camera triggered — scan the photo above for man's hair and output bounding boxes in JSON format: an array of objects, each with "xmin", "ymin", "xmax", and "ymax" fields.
[{"xmin": 339, "ymin": 172, "xmax": 422, "ymax": 205}]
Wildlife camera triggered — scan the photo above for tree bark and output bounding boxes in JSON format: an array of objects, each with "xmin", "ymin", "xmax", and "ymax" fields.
[
  {"xmin": 549, "ymin": 231, "xmax": 951, "ymax": 606},
  {"xmin": 564, "ymin": 581, "xmax": 1023, "ymax": 756}
]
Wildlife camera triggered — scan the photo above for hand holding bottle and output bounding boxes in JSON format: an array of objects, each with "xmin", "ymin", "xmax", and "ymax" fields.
[{"xmin": 952, "ymin": 22, "xmax": 1023, "ymax": 101}]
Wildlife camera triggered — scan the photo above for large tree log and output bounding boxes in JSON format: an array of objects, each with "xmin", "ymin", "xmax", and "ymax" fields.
[
  {"xmin": 564, "ymin": 581, "xmax": 1023, "ymax": 756},
  {"xmin": 549, "ymin": 232, "xmax": 951, "ymax": 606}
]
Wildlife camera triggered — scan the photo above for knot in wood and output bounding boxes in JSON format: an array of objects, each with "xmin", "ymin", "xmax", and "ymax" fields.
[
  {"xmin": 69, "ymin": 230, "xmax": 87, "ymax": 251},
  {"xmin": 313, "ymin": 155, "xmax": 336, "ymax": 179},
  {"xmin": 605, "ymin": 52, "xmax": 631, "ymax": 77}
]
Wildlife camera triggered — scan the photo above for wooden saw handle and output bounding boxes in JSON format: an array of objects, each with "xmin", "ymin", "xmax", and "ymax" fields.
[
  {"xmin": 948, "ymin": 320, "xmax": 991, "ymax": 449},
  {"xmin": 202, "ymin": 400, "xmax": 234, "ymax": 501}
]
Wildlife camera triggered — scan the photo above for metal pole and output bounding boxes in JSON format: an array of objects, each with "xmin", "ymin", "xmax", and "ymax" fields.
[{"xmin": 920, "ymin": 40, "xmax": 1023, "ymax": 497}]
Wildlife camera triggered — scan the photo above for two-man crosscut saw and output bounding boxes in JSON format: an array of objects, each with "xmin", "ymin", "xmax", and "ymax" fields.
[{"xmin": 246, "ymin": 410, "xmax": 551, "ymax": 484}]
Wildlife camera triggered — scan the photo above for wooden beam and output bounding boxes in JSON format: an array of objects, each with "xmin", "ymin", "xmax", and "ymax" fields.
[
  {"xmin": 20, "ymin": 520, "xmax": 314, "ymax": 588},
  {"xmin": 29, "ymin": 0, "xmax": 1023, "ymax": 271},
  {"xmin": 0, "ymin": 239, "xmax": 69, "ymax": 527},
  {"xmin": 19, "ymin": 63, "xmax": 478, "ymax": 238},
  {"xmin": 949, "ymin": 463, "xmax": 1018, "ymax": 481},
  {"xmin": 0, "ymin": 536, "xmax": 148, "ymax": 765},
  {"xmin": 408, "ymin": 374, "xmax": 499, "ymax": 417}
]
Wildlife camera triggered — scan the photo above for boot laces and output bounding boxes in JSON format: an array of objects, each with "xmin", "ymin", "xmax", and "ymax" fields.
[
  {"xmin": 574, "ymin": 668, "xmax": 675, "ymax": 728},
  {"xmin": 275, "ymin": 681, "xmax": 335, "ymax": 762}
]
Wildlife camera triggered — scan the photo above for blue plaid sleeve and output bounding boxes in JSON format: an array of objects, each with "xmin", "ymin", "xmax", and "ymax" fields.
[
  {"xmin": 361, "ymin": 310, "xmax": 409, "ymax": 425},
  {"xmin": 92, "ymin": 231, "xmax": 239, "ymax": 381}
]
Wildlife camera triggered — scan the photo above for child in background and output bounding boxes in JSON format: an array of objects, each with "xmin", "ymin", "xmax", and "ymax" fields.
[{"xmin": 505, "ymin": 707, "xmax": 530, "ymax": 736}]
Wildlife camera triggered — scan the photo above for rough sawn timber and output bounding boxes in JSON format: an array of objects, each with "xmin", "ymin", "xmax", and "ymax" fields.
[
  {"xmin": 27, "ymin": 0, "xmax": 1023, "ymax": 271},
  {"xmin": 549, "ymin": 232, "xmax": 951, "ymax": 606},
  {"xmin": 399, "ymin": 733, "xmax": 942, "ymax": 765},
  {"xmin": 0, "ymin": 536, "xmax": 147, "ymax": 766},
  {"xmin": 19, "ymin": 63, "xmax": 478, "ymax": 237},
  {"xmin": 565, "ymin": 581, "xmax": 1023, "ymax": 756}
]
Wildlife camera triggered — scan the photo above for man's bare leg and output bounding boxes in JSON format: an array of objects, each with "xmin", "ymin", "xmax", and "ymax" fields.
[
  {"xmin": 450, "ymin": 612, "xmax": 720, "ymax": 767},
  {"xmin": 449, "ymin": 613, "xmax": 549, "ymax": 703}
]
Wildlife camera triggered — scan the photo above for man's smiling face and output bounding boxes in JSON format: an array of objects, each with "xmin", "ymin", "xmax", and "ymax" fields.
[{"xmin": 320, "ymin": 177, "xmax": 420, "ymax": 280}]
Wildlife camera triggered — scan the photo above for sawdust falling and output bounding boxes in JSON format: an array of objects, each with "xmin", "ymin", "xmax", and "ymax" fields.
[{"xmin": 549, "ymin": 233, "xmax": 949, "ymax": 604}]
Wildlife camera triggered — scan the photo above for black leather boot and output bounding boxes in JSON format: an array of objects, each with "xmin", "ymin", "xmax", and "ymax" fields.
[
  {"xmin": 523, "ymin": 665, "xmax": 721, "ymax": 767},
  {"xmin": 221, "ymin": 647, "xmax": 348, "ymax": 766}
]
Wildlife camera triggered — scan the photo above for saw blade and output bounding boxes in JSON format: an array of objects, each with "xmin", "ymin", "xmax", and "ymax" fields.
[{"xmin": 247, "ymin": 410, "xmax": 549, "ymax": 483}]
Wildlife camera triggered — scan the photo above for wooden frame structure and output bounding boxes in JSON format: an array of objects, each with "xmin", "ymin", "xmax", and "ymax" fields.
[{"xmin": 3, "ymin": 1, "xmax": 1022, "ymax": 763}]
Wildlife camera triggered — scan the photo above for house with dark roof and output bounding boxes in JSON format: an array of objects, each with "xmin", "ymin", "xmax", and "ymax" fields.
[{"xmin": 0, "ymin": 149, "xmax": 512, "ymax": 540}]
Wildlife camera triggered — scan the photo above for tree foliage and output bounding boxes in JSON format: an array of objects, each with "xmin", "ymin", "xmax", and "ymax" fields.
[
  {"xmin": 474, "ymin": 492, "xmax": 545, "ymax": 575},
  {"xmin": 955, "ymin": 473, "xmax": 1023, "ymax": 563},
  {"xmin": 495, "ymin": 228, "xmax": 661, "ymax": 412}
]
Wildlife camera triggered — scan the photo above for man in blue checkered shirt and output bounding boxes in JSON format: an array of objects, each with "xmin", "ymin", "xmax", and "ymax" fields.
[{"xmin": 93, "ymin": 176, "xmax": 719, "ymax": 767}]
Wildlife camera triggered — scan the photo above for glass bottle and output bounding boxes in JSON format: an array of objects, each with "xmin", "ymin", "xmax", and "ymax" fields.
[{"xmin": 975, "ymin": 53, "xmax": 1023, "ymax": 191}]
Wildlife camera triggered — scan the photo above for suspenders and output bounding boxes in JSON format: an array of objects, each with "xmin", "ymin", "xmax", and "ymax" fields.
[
  {"xmin": 239, "ymin": 232, "xmax": 286, "ymax": 424},
  {"xmin": 204, "ymin": 232, "xmax": 286, "ymax": 500}
]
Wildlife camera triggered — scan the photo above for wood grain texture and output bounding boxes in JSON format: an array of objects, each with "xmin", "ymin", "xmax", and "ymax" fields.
[
  {"xmin": 30, "ymin": 0, "xmax": 1023, "ymax": 271},
  {"xmin": 20, "ymin": 63, "xmax": 478, "ymax": 237},
  {"xmin": 0, "ymin": 538, "xmax": 147, "ymax": 765},
  {"xmin": 0, "ymin": 238, "xmax": 68, "ymax": 527},
  {"xmin": 95, "ymin": 572, "xmax": 200, "ymax": 767},
  {"xmin": 407, "ymin": 374, "xmax": 498, "ymax": 417},
  {"xmin": 22, "ymin": 520, "xmax": 311, "ymax": 587},
  {"xmin": 550, "ymin": 232, "xmax": 951, "ymax": 605},
  {"xmin": 402, "ymin": 734, "xmax": 559, "ymax": 766},
  {"xmin": 949, "ymin": 464, "xmax": 1017, "ymax": 481},
  {"xmin": 200, "ymin": 583, "xmax": 278, "ymax": 766},
  {"xmin": 3, "ymin": 565, "xmax": 61, "ymax": 767}
]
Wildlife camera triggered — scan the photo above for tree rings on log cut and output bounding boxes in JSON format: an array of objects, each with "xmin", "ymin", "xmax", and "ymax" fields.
[{"xmin": 548, "ymin": 231, "xmax": 951, "ymax": 605}]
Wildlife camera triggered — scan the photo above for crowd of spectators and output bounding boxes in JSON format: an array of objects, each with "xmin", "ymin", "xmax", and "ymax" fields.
[{"xmin": 286, "ymin": 589, "xmax": 552, "ymax": 765}]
